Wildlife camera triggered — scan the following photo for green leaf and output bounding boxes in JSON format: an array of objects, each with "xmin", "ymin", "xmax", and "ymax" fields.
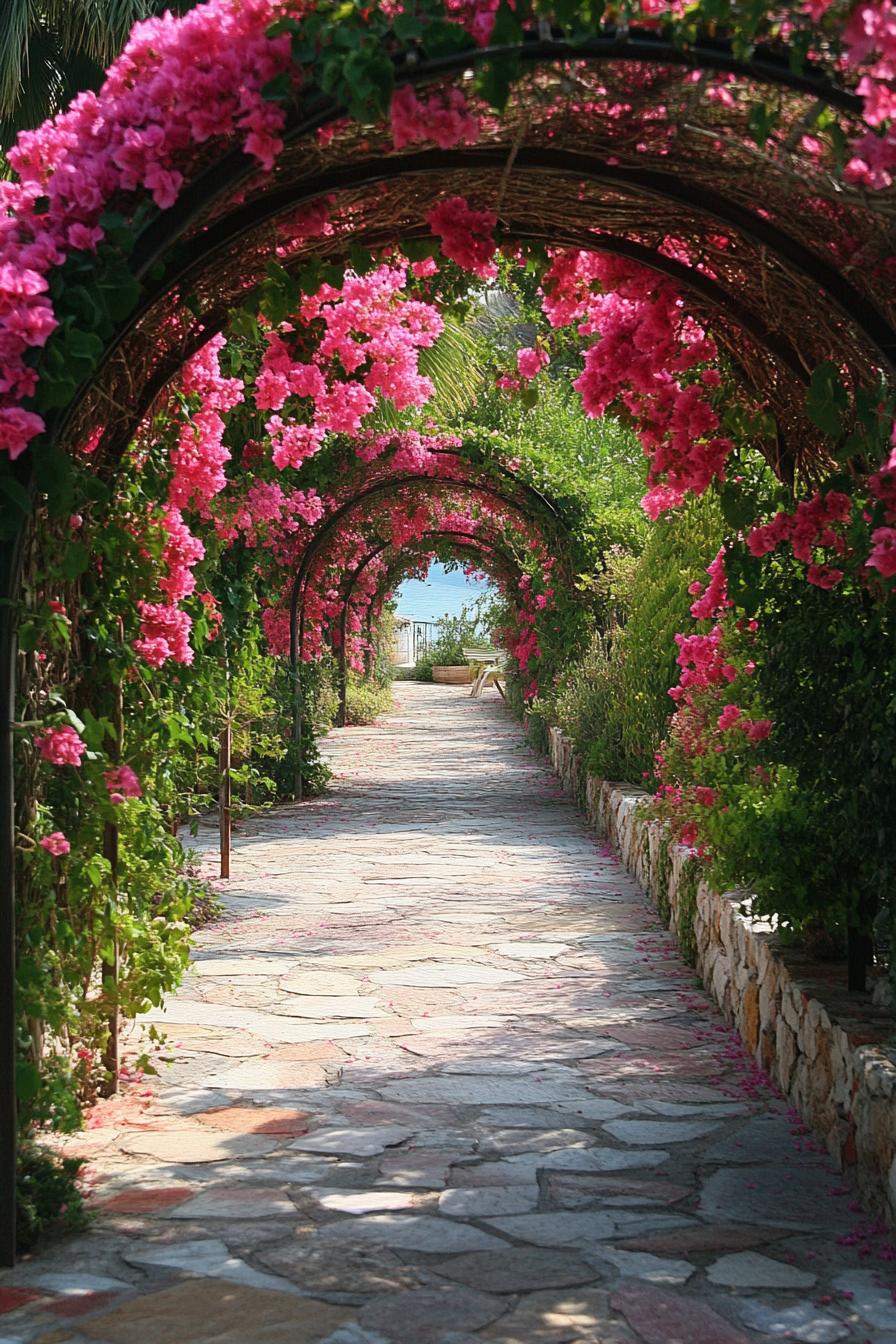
[
  {"xmin": 806, "ymin": 361, "xmax": 849, "ymax": 438},
  {"xmin": 0, "ymin": 470, "xmax": 32, "ymax": 517},
  {"xmin": 60, "ymin": 541, "xmax": 89, "ymax": 581},
  {"xmin": 747, "ymin": 100, "xmax": 780, "ymax": 148},
  {"xmin": 261, "ymin": 73, "xmax": 294, "ymax": 103},
  {"xmin": 15, "ymin": 1060, "xmax": 41, "ymax": 1103}
]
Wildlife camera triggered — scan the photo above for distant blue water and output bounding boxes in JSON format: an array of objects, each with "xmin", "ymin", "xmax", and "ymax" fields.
[{"xmin": 396, "ymin": 562, "xmax": 491, "ymax": 623}]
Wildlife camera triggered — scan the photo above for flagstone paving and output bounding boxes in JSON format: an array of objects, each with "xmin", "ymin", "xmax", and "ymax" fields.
[{"xmin": 3, "ymin": 682, "xmax": 896, "ymax": 1343}]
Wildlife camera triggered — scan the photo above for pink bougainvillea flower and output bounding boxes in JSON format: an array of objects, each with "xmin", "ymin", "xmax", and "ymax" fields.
[
  {"xmin": 104, "ymin": 765, "xmax": 142, "ymax": 800},
  {"xmin": 34, "ymin": 725, "xmax": 87, "ymax": 766},
  {"xmin": 39, "ymin": 831, "xmax": 70, "ymax": 856},
  {"xmin": 867, "ymin": 526, "xmax": 896, "ymax": 577},
  {"xmin": 717, "ymin": 703, "xmax": 743, "ymax": 731},
  {"xmin": 516, "ymin": 346, "xmax": 549, "ymax": 379}
]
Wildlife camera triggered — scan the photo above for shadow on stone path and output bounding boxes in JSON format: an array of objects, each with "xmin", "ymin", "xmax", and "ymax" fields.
[{"xmin": 3, "ymin": 683, "xmax": 894, "ymax": 1343}]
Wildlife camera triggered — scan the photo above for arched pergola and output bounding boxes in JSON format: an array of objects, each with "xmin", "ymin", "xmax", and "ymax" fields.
[
  {"xmin": 285, "ymin": 472, "xmax": 566, "ymax": 794},
  {"xmin": 1, "ymin": 4, "xmax": 893, "ymax": 1263}
]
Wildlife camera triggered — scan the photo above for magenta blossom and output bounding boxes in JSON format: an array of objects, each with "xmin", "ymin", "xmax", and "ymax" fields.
[
  {"xmin": 39, "ymin": 832, "xmax": 70, "ymax": 856},
  {"xmin": 34, "ymin": 725, "xmax": 87, "ymax": 766},
  {"xmin": 104, "ymin": 765, "xmax": 142, "ymax": 801}
]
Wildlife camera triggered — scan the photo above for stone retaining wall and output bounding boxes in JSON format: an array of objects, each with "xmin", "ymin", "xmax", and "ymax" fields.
[{"xmin": 546, "ymin": 724, "xmax": 896, "ymax": 1224}]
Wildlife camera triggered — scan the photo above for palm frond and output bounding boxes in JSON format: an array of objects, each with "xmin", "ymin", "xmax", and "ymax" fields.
[
  {"xmin": 418, "ymin": 315, "xmax": 489, "ymax": 419},
  {"xmin": 0, "ymin": 0, "xmax": 34, "ymax": 120}
]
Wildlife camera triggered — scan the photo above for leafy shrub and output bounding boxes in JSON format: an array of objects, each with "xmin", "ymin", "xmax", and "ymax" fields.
[
  {"xmin": 345, "ymin": 676, "xmax": 394, "ymax": 724},
  {"xmin": 413, "ymin": 603, "xmax": 492, "ymax": 678},
  {"xmin": 545, "ymin": 496, "xmax": 723, "ymax": 781},
  {"xmin": 16, "ymin": 1143, "xmax": 87, "ymax": 1254}
]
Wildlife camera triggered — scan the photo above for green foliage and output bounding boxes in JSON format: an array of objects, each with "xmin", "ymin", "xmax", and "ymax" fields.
[
  {"xmin": 546, "ymin": 496, "xmax": 724, "ymax": 781},
  {"xmin": 16, "ymin": 1142, "xmax": 87, "ymax": 1254},
  {"xmin": 345, "ymin": 675, "xmax": 394, "ymax": 725},
  {"xmin": 412, "ymin": 601, "xmax": 493, "ymax": 678},
  {"xmin": 705, "ymin": 565, "xmax": 896, "ymax": 937}
]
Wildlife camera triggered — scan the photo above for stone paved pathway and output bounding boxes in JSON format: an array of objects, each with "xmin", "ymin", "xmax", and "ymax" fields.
[{"xmin": 3, "ymin": 683, "xmax": 895, "ymax": 1343}]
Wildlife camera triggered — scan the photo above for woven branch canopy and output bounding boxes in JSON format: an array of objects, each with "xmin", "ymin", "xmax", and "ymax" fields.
[{"xmin": 55, "ymin": 33, "xmax": 895, "ymax": 497}]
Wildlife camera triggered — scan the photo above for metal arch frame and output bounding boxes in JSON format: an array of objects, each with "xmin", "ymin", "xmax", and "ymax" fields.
[
  {"xmin": 0, "ymin": 24, "xmax": 883, "ymax": 1266},
  {"xmin": 112, "ymin": 149, "xmax": 896, "ymax": 383},
  {"xmin": 94, "ymin": 218, "xmax": 813, "ymax": 471},
  {"xmin": 46, "ymin": 27, "xmax": 882, "ymax": 463},
  {"xmin": 361, "ymin": 538, "xmax": 519, "ymax": 671},
  {"xmin": 333, "ymin": 528, "xmax": 525, "ymax": 718},
  {"xmin": 287, "ymin": 473, "xmax": 560, "ymax": 798},
  {"xmin": 288, "ymin": 471, "xmax": 565, "ymax": 668}
]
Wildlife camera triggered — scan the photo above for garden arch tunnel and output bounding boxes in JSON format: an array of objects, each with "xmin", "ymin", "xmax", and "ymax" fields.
[
  {"xmin": 305, "ymin": 525, "xmax": 537, "ymax": 728},
  {"xmin": 0, "ymin": 4, "xmax": 894, "ymax": 1263},
  {"xmin": 287, "ymin": 472, "xmax": 570, "ymax": 796}
]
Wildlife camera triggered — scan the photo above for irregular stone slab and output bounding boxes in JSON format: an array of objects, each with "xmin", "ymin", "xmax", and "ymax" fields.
[
  {"xmin": 602, "ymin": 1118, "xmax": 721, "ymax": 1145},
  {"xmin": 97, "ymin": 1186, "xmax": 194, "ymax": 1213},
  {"xmin": 493, "ymin": 943, "xmax": 570, "ymax": 959},
  {"xmin": 291, "ymin": 1126, "xmax": 413, "ymax": 1157},
  {"xmin": 256, "ymin": 1242, "xmax": 419, "ymax": 1299},
  {"xmin": 737, "ymin": 1299, "xmax": 850, "ymax": 1343},
  {"xmin": 192, "ymin": 957, "xmax": 299, "ymax": 978},
  {"xmin": 200, "ymin": 1061, "xmax": 328, "ymax": 1091},
  {"xmin": 439, "ymin": 1187, "xmax": 538, "ymax": 1218},
  {"xmin": 439, "ymin": 1058, "xmax": 548, "ymax": 1076},
  {"xmin": 315, "ymin": 1214, "xmax": 506, "ymax": 1253},
  {"xmin": 707, "ymin": 1251, "xmax": 817, "ymax": 1289},
  {"xmin": 478, "ymin": 1102, "xmax": 630, "ymax": 1128},
  {"xmin": 601, "ymin": 1081, "xmax": 737, "ymax": 1105},
  {"xmin": 594, "ymin": 1248, "xmax": 695, "ymax": 1285},
  {"xmin": 485, "ymin": 1212, "xmax": 616, "ymax": 1246},
  {"xmin": 434, "ymin": 1248, "xmax": 601, "ymax": 1294},
  {"xmin": 701, "ymin": 1116, "xmax": 822, "ymax": 1166},
  {"xmin": 308, "ymin": 1189, "xmax": 424, "ymax": 1215},
  {"xmin": 194, "ymin": 1105, "xmax": 311, "ymax": 1136},
  {"xmin": 121, "ymin": 1238, "xmax": 301, "ymax": 1295},
  {"xmin": 142, "ymin": 1000, "xmax": 370, "ymax": 1044},
  {"xmin": 411, "ymin": 1015, "xmax": 507, "ymax": 1032},
  {"xmin": 164, "ymin": 1186, "xmax": 298, "ymax": 1220},
  {"xmin": 358, "ymin": 1286, "xmax": 505, "ymax": 1343},
  {"xmin": 281, "ymin": 971, "xmax": 363, "ymax": 996},
  {"xmin": 699, "ymin": 1165, "xmax": 848, "ymax": 1231},
  {"xmin": 543, "ymin": 1173, "xmax": 692, "ymax": 1211},
  {"xmin": 831, "ymin": 1269, "xmax": 896, "ymax": 1329},
  {"xmin": 470, "ymin": 1148, "xmax": 670, "ymax": 1184},
  {"xmin": 476, "ymin": 1128, "xmax": 594, "ymax": 1156},
  {"xmin": 379, "ymin": 1079, "xmax": 601, "ymax": 1107},
  {"xmin": 271, "ymin": 996, "xmax": 388, "ymax": 1020},
  {"xmin": 71, "ymin": 1279, "xmax": 349, "ymax": 1343},
  {"xmin": 605, "ymin": 1025, "xmax": 705, "ymax": 1051},
  {"xmin": 27, "ymin": 1272, "xmax": 131, "ymax": 1296},
  {"xmin": 480, "ymin": 1287, "xmax": 637, "ymax": 1344},
  {"xmin": 618, "ymin": 1223, "xmax": 786, "ymax": 1256},
  {"xmin": 117, "ymin": 1130, "xmax": 277, "ymax": 1164},
  {"xmin": 639, "ymin": 1100, "xmax": 748, "ymax": 1118},
  {"xmin": 372, "ymin": 964, "xmax": 523, "ymax": 988},
  {"xmin": 378, "ymin": 1150, "xmax": 453, "ymax": 1188},
  {"xmin": 611, "ymin": 1284, "xmax": 751, "ymax": 1344}
]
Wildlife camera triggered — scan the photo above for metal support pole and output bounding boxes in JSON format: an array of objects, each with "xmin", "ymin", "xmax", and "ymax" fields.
[
  {"xmin": 292, "ymin": 668, "xmax": 304, "ymax": 804},
  {"xmin": 219, "ymin": 722, "xmax": 231, "ymax": 880},
  {"xmin": 99, "ymin": 821, "xmax": 119, "ymax": 1096},
  {"xmin": 336, "ymin": 606, "xmax": 348, "ymax": 728},
  {"xmin": 0, "ymin": 564, "xmax": 17, "ymax": 1266},
  {"xmin": 99, "ymin": 633, "xmax": 123, "ymax": 1098}
]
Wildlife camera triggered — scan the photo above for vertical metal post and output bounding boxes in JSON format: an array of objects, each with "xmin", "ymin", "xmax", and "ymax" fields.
[
  {"xmin": 0, "ymin": 525, "xmax": 24, "ymax": 1266},
  {"xmin": 336, "ymin": 606, "xmax": 348, "ymax": 728},
  {"xmin": 100, "ymin": 629, "xmax": 123, "ymax": 1098},
  {"xmin": 219, "ymin": 722, "xmax": 231, "ymax": 880},
  {"xmin": 99, "ymin": 821, "xmax": 119, "ymax": 1096}
]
